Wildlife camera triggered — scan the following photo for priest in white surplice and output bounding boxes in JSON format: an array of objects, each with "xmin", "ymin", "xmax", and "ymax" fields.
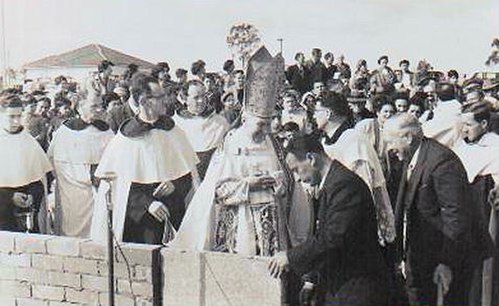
[
  {"xmin": 0, "ymin": 95, "xmax": 52, "ymax": 232},
  {"xmin": 90, "ymin": 73, "xmax": 199, "ymax": 244},
  {"xmin": 48, "ymin": 92, "xmax": 113, "ymax": 238},
  {"xmin": 173, "ymin": 80, "xmax": 229, "ymax": 180},
  {"xmin": 170, "ymin": 46, "xmax": 311, "ymax": 256},
  {"xmin": 452, "ymin": 101, "xmax": 499, "ymax": 306}
]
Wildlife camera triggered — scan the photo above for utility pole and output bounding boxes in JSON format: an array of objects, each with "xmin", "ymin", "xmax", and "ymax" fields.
[{"xmin": 277, "ymin": 38, "xmax": 283, "ymax": 54}]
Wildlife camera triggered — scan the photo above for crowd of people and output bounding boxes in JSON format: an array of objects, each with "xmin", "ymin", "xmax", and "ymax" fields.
[{"xmin": 1, "ymin": 45, "xmax": 499, "ymax": 305}]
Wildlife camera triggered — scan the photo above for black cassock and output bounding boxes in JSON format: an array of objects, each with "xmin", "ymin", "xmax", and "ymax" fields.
[{"xmin": 0, "ymin": 181, "xmax": 44, "ymax": 232}]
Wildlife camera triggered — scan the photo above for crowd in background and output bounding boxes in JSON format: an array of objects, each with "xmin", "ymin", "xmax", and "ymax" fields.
[{"xmin": 1, "ymin": 46, "xmax": 499, "ymax": 306}]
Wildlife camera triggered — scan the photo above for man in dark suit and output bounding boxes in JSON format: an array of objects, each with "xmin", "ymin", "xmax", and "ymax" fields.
[
  {"xmin": 286, "ymin": 52, "xmax": 311, "ymax": 95},
  {"xmin": 383, "ymin": 113, "xmax": 473, "ymax": 305},
  {"xmin": 268, "ymin": 135, "xmax": 389, "ymax": 305}
]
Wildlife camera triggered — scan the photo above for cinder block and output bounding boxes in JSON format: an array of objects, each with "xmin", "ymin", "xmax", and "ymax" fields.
[
  {"xmin": 133, "ymin": 265, "xmax": 153, "ymax": 282},
  {"xmin": 32, "ymin": 254, "xmax": 63, "ymax": 271},
  {"xmin": 32, "ymin": 285, "xmax": 65, "ymax": 301},
  {"xmin": 16, "ymin": 267, "xmax": 49, "ymax": 285},
  {"xmin": 0, "ymin": 231, "xmax": 16, "ymax": 252},
  {"xmin": 0, "ymin": 280, "xmax": 31, "ymax": 298},
  {"xmin": 47, "ymin": 302, "xmax": 84, "ymax": 306},
  {"xmin": 117, "ymin": 279, "xmax": 153, "ymax": 297},
  {"xmin": 15, "ymin": 234, "xmax": 53, "ymax": 254},
  {"xmin": 79, "ymin": 241, "xmax": 107, "ymax": 260},
  {"xmin": 203, "ymin": 252, "xmax": 281, "ymax": 306},
  {"xmin": 46, "ymin": 237, "xmax": 83, "ymax": 257},
  {"xmin": 15, "ymin": 298, "xmax": 49, "ymax": 306},
  {"xmin": 135, "ymin": 297, "xmax": 154, "ymax": 306},
  {"xmin": 115, "ymin": 243, "xmax": 161, "ymax": 266},
  {"xmin": 98, "ymin": 293, "xmax": 135, "ymax": 306},
  {"xmin": 94, "ymin": 261, "xmax": 132, "ymax": 279},
  {"xmin": 47, "ymin": 272, "xmax": 81, "ymax": 288},
  {"xmin": 64, "ymin": 288, "xmax": 99, "ymax": 304},
  {"xmin": 0, "ymin": 296, "xmax": 16, "ymax": 306},
  {"xmin": 0, "ymin": 253, "xmax": 31, "ymax": 268},
  {"xmin": 81, "ymin": 274, "xmax": 109, "ymax": 292},
  {"xmin": 63, "ymin": 257, "xmax": 100, "ymax": 275},
  {"xmin": 0, "ymin": 265, "xmax": 17, "ymax": 280},
  {"xmin": 162, "ymin": 249, "xmax": 202, "ymax": 306}
]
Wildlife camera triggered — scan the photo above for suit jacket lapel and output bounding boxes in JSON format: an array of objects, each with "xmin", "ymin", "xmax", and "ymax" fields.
[{"xmin": 403, "ymin": 139, "xmax": 430, "ymax": 211}]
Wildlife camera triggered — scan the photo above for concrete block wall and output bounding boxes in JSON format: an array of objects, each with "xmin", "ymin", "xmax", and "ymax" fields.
[
  {"xmin": 0, "ymin": 231, "xmax": 282, "ymax": 306},
  {"xmin": 0, "ymin": 231, "xmax": 160, "ymax": 306}
]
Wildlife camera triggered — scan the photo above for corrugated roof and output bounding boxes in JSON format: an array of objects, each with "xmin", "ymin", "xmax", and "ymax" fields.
[{"xmin": 24, "ymin": 44, "xmax": 155, "ymax": 69}]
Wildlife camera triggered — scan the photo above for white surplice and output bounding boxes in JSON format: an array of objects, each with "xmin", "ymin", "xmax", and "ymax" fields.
[{"xmin": 48, "ymin": 124, "xmax": 113, "ymax": 238}]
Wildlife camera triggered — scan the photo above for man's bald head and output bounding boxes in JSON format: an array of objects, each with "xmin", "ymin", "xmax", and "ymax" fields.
[{"xmin": 383, "ymin": 113, "xmax": 423, "ymax": 161}]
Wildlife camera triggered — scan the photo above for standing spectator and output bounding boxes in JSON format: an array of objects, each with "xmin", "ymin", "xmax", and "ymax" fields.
[
  {"xmin": 336, "ymin": 54, "xmax": 352, "ymax": 80},
  {"xmin": 306, "ymin": 48, "xmax": 328, "ymax": 85},
  {"xmin": 383, "ymin": 114, "xmax": 473, "ymax": 305},
  {"xmin": 398, "ymin": 59, "xmax": 415, "ymax": 89},
  {"xmin": 324, "ymin": 52, "xmax": 337, "ymax": 83},
  {"xmin": 286, "ymin": 52, "xmax": 311, "ymax": 94}
]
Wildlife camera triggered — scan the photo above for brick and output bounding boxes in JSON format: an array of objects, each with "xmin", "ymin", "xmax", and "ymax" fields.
[
  {"xmin": 0, "ymin": 265, "xmax": 17, "ymax": 280},
  {"xmin": 135, "ymin": 297, "xmax": 154, "ymax": 306},
  {"xmin": 99, "ymin": 262, "xmax": 133, "ymax": 279},
  {"xmin": 0, "ymin": 231, "xmax": 16, "ymax": 252},
  {"xmin": 115, "ymin": 243, "xmax": 160, "ymax": 266},
  {"xmin": 79, "ymin": 241, "xmax": 106, "ymax": 260},
  {"xmin": 65, "ymin": 288, "xmax": 99, "ymax": 304},
  {"xmin": 81, "ymin": 274, "xmax": 109, "ymax": 292},
  {"xmin": 117, "ymin": 279, "xmax": 153, "ymax": 297},
  {"xmin": 63, "ymin": 257, "xmax": 100, "ymax": 275},
  {"xmin": 0, "ymin": 253, "xmax": 31, "ymax": 268},
  {"xmin": 98, "ymin": 293, "xmax": 135, "ymax": 306},
  {"xmin": 15, "ymin": 298, "xmax": 49, "ymax": 306},
  {"xmin": 16, "ymin": 268, "xmax": 49, "ymax": 285},
  {"xmin": 15, "ymin": 234, "xmax": 52, "ymax": 254},
  {"xmin": 48, "ymin": 302, "xmax": 84, "ymax": 306},
  {"xmin": 32, "ymin": 285, "xmax": 65, "ymax": 301},
  {"xmin": 46, "ymin": 237, "xmax": 83, "ymax": 257},
  {"xmin": 0, "ymin": 280, "xmax": 31, "ymax": 298},
  {"xmin": 133, "ymin": 265, "xmax": 152, "ymax": 282},
  {"xmin": 48, "ymin": 272, "xmax": 81, "ymax": 288},
  {"xmin": 32, "ymin": 254, "xmax": 63, "ymax": 271}
]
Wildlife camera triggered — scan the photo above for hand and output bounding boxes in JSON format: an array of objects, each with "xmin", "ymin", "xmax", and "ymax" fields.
[
  {"xmin": 148, "ymin": 201, "xmax": 170, "ymax": 222},
  {"xmin": 12, "ymin": 192, "xmax": 33, "ymax": 208},
  {"xmin": 268, "ymin": 251, "xmax": 289, "ymax": 279},
  {"xmin": 396, "ymin": 260, "xmax": 407, "ymax": 280},
  {"xmin": 488, "ymin": 185, "xmax": 499, "ymax": 211},
  {"xmin": 153, "ymin": 181, "xmax": 175, "ymax": 198},
  {"xmin": 247, "ymin": 175, "xmax": 276, "ymax": 190},
  {"xmin": 299, "ymin": 282, "xmax": 315, "ymax": 306},
  {"xmin": 433, "ymin": 263, "xmax": 452, "ymax": 296}
]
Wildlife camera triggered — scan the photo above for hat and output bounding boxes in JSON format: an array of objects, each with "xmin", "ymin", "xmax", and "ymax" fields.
[{"xmin": 243, "ymin": 46, "xmax": 283, "ymax": 118}]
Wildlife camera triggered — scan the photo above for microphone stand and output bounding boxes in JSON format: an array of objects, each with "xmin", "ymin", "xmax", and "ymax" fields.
[{"xmin": 101, "ymin": 172, "xmax": 117, "ymax": 306}]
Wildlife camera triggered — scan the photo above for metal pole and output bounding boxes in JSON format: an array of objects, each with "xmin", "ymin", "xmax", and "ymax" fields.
[
  {"xmin": 101, "ymin": 172, "xmax": 117, "ymax": 306},
  {"xmin": 277, "ymin": 38, "xmax": 283, "ymax": 54}
]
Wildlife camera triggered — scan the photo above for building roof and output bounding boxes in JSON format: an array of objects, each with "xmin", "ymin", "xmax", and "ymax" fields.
[{"xmin": 24, "ymin": 44, "xmax": 155, "ymax": 69}]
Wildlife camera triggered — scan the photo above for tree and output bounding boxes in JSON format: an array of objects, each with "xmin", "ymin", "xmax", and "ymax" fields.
[
  {"xmin": 226, "ymin": 23, "xmax": 262, "ymax": 68},
  {"xmin": 485, "ymin": 38, "xmax": 499, "ymax": 67}
]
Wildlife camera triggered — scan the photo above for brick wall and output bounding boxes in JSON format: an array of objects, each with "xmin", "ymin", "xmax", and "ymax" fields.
[
  {"xmin": 0, "ymin": 231, "xmax": 282, "ymax": 306},
  {"xmin": 0, "ymin": 231, "xmax": 160, "ymax": 306}
]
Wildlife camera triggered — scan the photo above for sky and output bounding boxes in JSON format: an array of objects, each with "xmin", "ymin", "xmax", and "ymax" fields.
[{"xmin": 1, "ymin": 0, "xmax": 498, "ymax": 75}]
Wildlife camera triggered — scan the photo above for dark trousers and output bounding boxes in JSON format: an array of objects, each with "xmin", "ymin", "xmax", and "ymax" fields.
[
  {"xmin": 406, "ymin": 260, "xmax": 473, "ymax": 305},
  {"xmin": 123, "ymin": 213, "xmax": 164, "ymax": 245},
  {"xmin": 322, "ymin": 275, "xmax": 389, "ymax": 306}
]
